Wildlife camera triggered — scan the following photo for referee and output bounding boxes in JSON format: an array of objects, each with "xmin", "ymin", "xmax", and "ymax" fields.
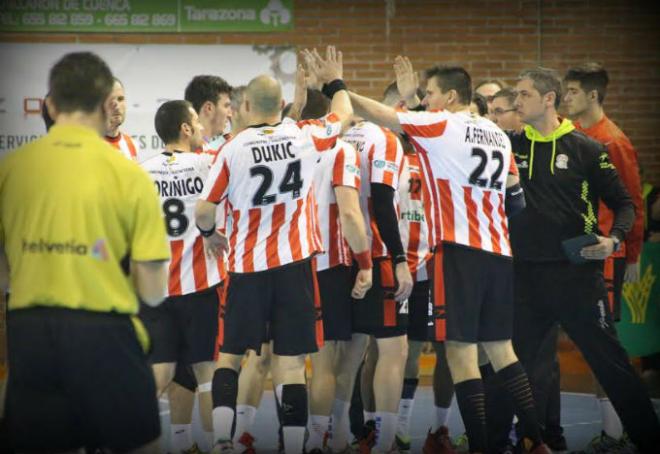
[
  {"xmin": 502, "ymin": 68, "xmax": 660, "ymax": 452},
  {"xmin": 0, "ymin": 52, "xmax": 170, "ymax": 453}
]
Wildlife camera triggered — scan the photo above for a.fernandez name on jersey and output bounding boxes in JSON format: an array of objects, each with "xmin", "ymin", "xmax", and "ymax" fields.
[{"xmin": 464, "ymin": 125, "xmax": 507, "ymax": 148}]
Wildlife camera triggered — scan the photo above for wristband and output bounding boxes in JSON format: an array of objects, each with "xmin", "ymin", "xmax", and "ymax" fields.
[
  {"xmin": 196, "ymin": 223, "xmax": 216, "ymax": 238},
  {"xmin": 393, "ymin": 254, "xmax": 408, "ymax": 265},
  {"xmin": 322, "ymin": 79, "xmax": 348, "ymax": 99},
  {"xmin": 354, "ymin": 250, "xmax": 372, "ymax": 270}
]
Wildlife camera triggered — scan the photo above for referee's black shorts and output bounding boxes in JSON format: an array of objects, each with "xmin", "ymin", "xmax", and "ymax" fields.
[{"xmin": 5, "ymin": 307, "xmax": 160, "ymax": 452}]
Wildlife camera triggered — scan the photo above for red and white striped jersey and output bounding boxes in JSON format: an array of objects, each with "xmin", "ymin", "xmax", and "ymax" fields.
[
  {"xmin": 105, "ymin": 132, "xmax": 139, "ymax": 161},
  {"xmin": 201, "ymin": 114, "xmax": 343, "ymax": 273},
  {"xmin": 313, "ymin": 138, "xmax": 362, "ymax": 272},
  {"xmin": 140, "ymin": 151, "xmax": 226, "ymax": 296},
  {"xmin": 398, "ymin": 153, "xmax": 433, "ymax": 281},
  {"xmin": 342, "ymin": 121, "xmax": 404, "ymax": 259},
  {"xmin": 397, "ymin": 110, "xmax": 516, "ymax": 257}
]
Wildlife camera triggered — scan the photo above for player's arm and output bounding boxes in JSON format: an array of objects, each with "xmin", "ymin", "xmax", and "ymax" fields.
[
  {"xmin": 302, "ymin": 46, "xmax": 353, "ymax": 130},
  {"xmin": 349, "ymin": 92, "xmax": 403, "ymax": 134},
  {"xmin": 131, "ymin": 260, "xmax": 167, "ymax": 306},
  {"xmin": 505, "ymin": 159, "xmax": 526, "ymax": 218},
  {"xmin": 581, "ymin": 145, "xmax": 634, "ymax": 261},
  {"xmin": 197, "ymin": 155, "xmax": 231, "ymax": 259},
  {"xmin": 335, "ymin": 186, "xmax": 372, "ymax": 299},
  {"xmin": 285, "ymin": 64, "xmax": 307, "ymax": 121}
]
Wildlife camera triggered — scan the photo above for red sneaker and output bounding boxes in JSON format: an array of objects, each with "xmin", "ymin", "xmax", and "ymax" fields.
[
  {"xmin": 236, "ymin": 431, "xmax": 256, "ymax": 454},
  {"xmin": 423, "ymin": 426, "xmax": 457, "ymax": 454}
]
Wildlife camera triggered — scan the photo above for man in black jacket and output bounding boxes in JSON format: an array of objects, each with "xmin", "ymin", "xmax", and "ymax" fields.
[{"xmin": 503, "ymin": 67, "xmax": 659, "ymax": 453}]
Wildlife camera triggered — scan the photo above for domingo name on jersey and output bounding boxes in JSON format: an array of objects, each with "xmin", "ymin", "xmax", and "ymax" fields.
[
  {"xmin": 397, "ymin": 110, "xmax": 515, "ymax": 256},
  {"xmin": 202, "ymin": 114, "xmax": 342, "ymax": 273},
  {"xmin": 141, "ymin": 151, "xmax": 226, "ymax": 296},
  {"xmin": 313, "ymin": 138, "xmax": 362, "ymax": 272},
  {"xmin": 342, "ymin": 121, "xmax": 404, "ymax": 259}
]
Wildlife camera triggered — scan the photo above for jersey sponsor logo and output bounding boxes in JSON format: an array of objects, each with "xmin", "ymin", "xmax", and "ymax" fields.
[
  {"xmin": 517, "ymin": 160, "xmax": 529, "ymax": 169},
  {"xmin": 400, "ymin": 209, "xmax": 425, "ymax": 222},
  {"xmin": 555, "ymin": 153, "xmax": 569, "ymax": 170},
  {"xmin": 345, "ymin": 164, "xmax": 360, "ymax": 175},
  {"xmin": 21, "ymin": 237, "xmax": 108, "ymax": 260},
  {"xmin": 374, "ymin": 159, "xmax": 386, "ymax": 168},
  {"xmin": 251, "ymin": 141, "xmax": 295, "ymax": 163},
  {"xmin": 385, "ymin": 161, "xmax": 399, "ymax": 172}
]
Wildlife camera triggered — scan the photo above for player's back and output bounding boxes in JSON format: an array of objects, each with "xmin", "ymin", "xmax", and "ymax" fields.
[
  {"xmin": 399, "ymin": 110, "xmax": 514, "ymax": 256},
  {"xmin": 203, "ymin": 116, "xmax": 342, "ymax": 273},
  {"xmin": 141, "ymin": 151, "xmax": 224, "ymax": 295}
]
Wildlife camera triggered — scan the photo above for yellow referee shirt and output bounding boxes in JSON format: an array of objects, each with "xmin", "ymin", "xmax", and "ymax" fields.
[{"xmin": 0, "ymin": 124, "xmax": 169, "ymax": 314}]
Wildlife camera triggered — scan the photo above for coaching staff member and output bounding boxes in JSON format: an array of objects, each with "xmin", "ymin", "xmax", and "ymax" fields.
[
  {"xmin": 503, "ymin": 67, "xmax": 659, "ymax": 452},
  {"xmin": 0, "ymin": 52, "xmax": 170, "ymax": 453}
]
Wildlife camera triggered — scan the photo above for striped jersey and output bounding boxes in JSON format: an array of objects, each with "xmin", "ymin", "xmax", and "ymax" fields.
[
  {"xmin": 105, "ymin": 132, "xmax": 139, "ymax": 161},
  {"xmin": 201, "ymin": 114, "xmax": 343, "ymax": 273},
  {"xmin": 398, "ymin": 152, "xmax": 433, "ymax": 281},
  {"xmin": 342, "ymin": 121, "xmax": 404, "ymax": 259},
  {"xmin": 140, "ymin": 151, "xmax": 226, "ymax": 296},
  {"xmin": 313, "ymin": 138, "xmax": 362, "ymax": 272},
  {"xmin": 397, "ymin": 110, "xmax": 516, "ymax": 257}
]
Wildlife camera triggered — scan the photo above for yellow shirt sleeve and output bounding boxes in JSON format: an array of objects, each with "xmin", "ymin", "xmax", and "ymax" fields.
[{"xmin": 126, "ymin": 168, "xmax": 170, "ymax": 262}]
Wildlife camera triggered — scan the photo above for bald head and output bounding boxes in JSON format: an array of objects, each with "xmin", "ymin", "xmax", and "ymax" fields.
[{"xmin": 246, "ymin": 75, "xmax": 282, "ymax": 116}]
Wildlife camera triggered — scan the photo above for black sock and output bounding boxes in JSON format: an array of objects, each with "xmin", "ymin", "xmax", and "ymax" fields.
[
  {"xmin": 455, "ymin": 378, "xmax": 487, "ymax": 453},
  {"xmin": 496, "ymin": 362, "xmax": 542, "ymax": 446},
  {"xmin": 401, "ymin": 377, "xmax": 419, "ymax": 399},
  {"xmin": 281, "ymin": 383, "xmax": 308, "ymax": 427},
  {"xmin": 212, "ymin": 367, "xmax": 238, "ymax": 438}
]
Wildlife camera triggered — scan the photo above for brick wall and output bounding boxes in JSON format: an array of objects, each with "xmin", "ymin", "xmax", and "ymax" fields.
[{"xmin": 2, "ymin": 0, "xmax": 659, "ymax": 183}]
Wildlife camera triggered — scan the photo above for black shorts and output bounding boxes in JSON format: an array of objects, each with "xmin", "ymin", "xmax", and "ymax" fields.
[
  {"xmin": 604, "ymin": 256, "xmax": 626, "ymax": 321},
  {"xmin": 218, "ymin": 259, "xmax": 322, "ymax": 356},
  {"xmin": 408, "ymin": 279, "xmax": 432, "ymax": 342},
  {"xmin": 352, "ymin": 258, "xmax": 409, "ymax": 338},
  {"xmin": 317, "ymin": 265, "xmax": 353, "ymax": 341},
  {"xmin": 6, "ymin": 307, "xmax": 160, "ymax": 452},
  {"xmin": 438, "ymin": 242, "xmax": 513, "ymax": 343},
  {"xmin": 140, "ymin": 283, "xmax": 221, "ymax": 365}
]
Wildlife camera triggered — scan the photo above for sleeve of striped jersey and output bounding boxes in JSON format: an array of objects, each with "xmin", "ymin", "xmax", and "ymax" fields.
[
  {"xmin": 396, "ymin": 110, "xmax": 449, "ymax": 139},
  {"xmin": 297, "ymin": 112, "xmax": 342, "ymax": 152},
  {"xmin": 127, "ymin": 170, "xmax": 170, "ymax": 262},
  {"xmin": 201, "ymin": 153, "xmax": 230, "ymax": 204},
  {"xmin": 370, "ymin": 129, "xmax": 403, "ymax": 189},
  {"xmin": 508, "ymin": 153, "xmax": 519, "ymax": 176},
  {"xmin": 332, "ymin": 144, "xmax": 361, "ymax": 190}
]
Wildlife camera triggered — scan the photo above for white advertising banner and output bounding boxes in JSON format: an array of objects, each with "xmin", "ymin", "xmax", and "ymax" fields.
[{"xmin": 0, "ymin": 43, "xmax": 298, "ymax": 158}]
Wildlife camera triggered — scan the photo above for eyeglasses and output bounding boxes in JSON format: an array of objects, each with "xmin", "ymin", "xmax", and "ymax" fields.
[{"xmin": 491, "ymin": 108, "xmax": 517, "ymax": 116}]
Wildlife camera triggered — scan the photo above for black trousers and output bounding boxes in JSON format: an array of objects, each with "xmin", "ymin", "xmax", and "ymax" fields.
[{"xmin": 490, "ymin": 260, "xmax": 659, "ymax": 453}]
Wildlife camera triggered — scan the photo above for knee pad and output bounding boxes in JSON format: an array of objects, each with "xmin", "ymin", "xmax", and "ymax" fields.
[
  {"xmin": 212, "ymin": 368, "xmax": 238, "ymax": 409},
  {"xmin": 280, "ymin": 384, "xmax": 308, "ymax": 427}
]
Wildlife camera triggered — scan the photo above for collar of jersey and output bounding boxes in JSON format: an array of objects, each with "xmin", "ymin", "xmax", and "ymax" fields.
[
  {"xmin": 50, "ymin": 123, "xmax": 100, "ymax": 139},
  {"xmin": 524, "ymin": 117, "xmax": 574, "ymax": 142},
  {"xmin": 248, "ymin": 122, "xmax": 282, "ymax": 129}
]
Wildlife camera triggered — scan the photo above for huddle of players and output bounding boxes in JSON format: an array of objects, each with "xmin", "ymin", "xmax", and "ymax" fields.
[{"xmin": 108, "ymin": 46, "xmax": 656, "ymax": 454}]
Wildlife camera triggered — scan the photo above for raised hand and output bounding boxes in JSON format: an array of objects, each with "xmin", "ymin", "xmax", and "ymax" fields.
[
  {"xmin": 302, "ymin": 45, "xmax": 343, "ymax": 84},
  {"xmin": 394, "ymin": 55, "xmax": 419, "ymax": 103}
]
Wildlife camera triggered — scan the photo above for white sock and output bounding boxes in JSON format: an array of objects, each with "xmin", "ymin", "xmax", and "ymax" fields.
[
  {"xmin": 431, "ymin": 406, "xmax": 451, "ymax": 432},
  {"xmin": 283, "ymin": 426, "xmax": 306, "ymax": 454},
  {"xmin": 212, "ymin": 407, "xmax": 235, "ymax": 444},
  {"xmin": 374, "ymin": 412, "xmax": 397, "ymax": 452},
  {"xmin": 396, "ymin": 398, "xmax": 415, "ymax": 438},
  {"xmin": 599, "ymin": 398, "xmax": 623, "ymax": 439},
  {"xmin": 233, "ymin": 404, "xmax": 257, "ymax": 443},
  {"xmin": 170, "ymin": 424, "xmax": 193, "ymax": 453},
  {"xmin": 307, "ymin": 414, "xmax": 330, "ymax": 450},
  {"xmin": 328, "ymin": 399, "xmax": 351, "ymax": 451},
  {"xmin": 364, "ymin": 410, "xmax": 376, "ymax": 422}
]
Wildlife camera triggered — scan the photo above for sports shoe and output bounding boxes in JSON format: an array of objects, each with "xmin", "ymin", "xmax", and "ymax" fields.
[
  {"xmin": 453, "ymin": 433, "xmax": 468, "ymax": 454},
  {"xmin": 211, "ymin": 440, "xmax": 234, "ymax": 454},
  {"xmin": 423, "ymin": 426, "xmax": 457, "ymax": 454},
  {"xmin": 235, "ymin": 432, "xmax": 256, "ymax": 454},
  {"xmin": 182, "ymin": 443, "xmax": 204, "ymax": 454},
  {"xmin": 395, "ymin": 433, "xmax": 411, "ymax": 453},
  {"xmin": 356, "ymin": 420, "xmax": 377, "ymax": 454}
]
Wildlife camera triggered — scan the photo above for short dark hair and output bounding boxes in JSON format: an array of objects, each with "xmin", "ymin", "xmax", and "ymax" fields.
[
  {"xmin": 492, "ymin": 87, "xmax": 517, "ymax": 106},
  {"xmin": 518, "ymin": 67, "xmax": 562, "ymax": 109},
  {"xmin": 425, "ymin": 65, "xmax": 472, "ymax": 105},
  {"xmin": 564, "ymin": 63, "xmax": 609, "ymax": 104},
  {"xmin": 471, "ymin": 93, "xmax": 488, "ymax": 116},
  {"xmin": 42, "ymin": 94, "xmax": 54, "ymax": 131},
  {"xmin": 301, "ymin": 89, "xmax": 330, "ymax": 120},
  {"xmin": 154, "ymin": 100, "xmax": 194, "ymax": 145},
  {"xmin": 48, "ymin": 52, "xmax": 114, "ymax": 114},
  {"xmin": 184, "ymin": 75, "xmax": 232, "ymax": 114}
]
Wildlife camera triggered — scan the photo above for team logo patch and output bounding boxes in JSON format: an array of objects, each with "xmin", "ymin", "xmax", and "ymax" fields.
[
  {"xmin": 326, "ymin": 125, "xmax": 333, "ymax": 135},
  {"xmin": 555, "ymin": 154, "xmax": 569, "ymax": 169},
  {"xmin": 346, "ymin": 164, "xmax": 360, "ymax": 175},
  {"xmin": 374, "ymin": 159, "xmax": 386, "ymax": 168},
  {"xmin": 518, "ymin": 160, "xmax": 529, "ymax": 169},
  {"xmin": 91, "ymin": 239, "xmax": 109, "ymax": 261},
  {"xmin": 262, "ymin": 128, "xmax": 275, "ymax": 135}
]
